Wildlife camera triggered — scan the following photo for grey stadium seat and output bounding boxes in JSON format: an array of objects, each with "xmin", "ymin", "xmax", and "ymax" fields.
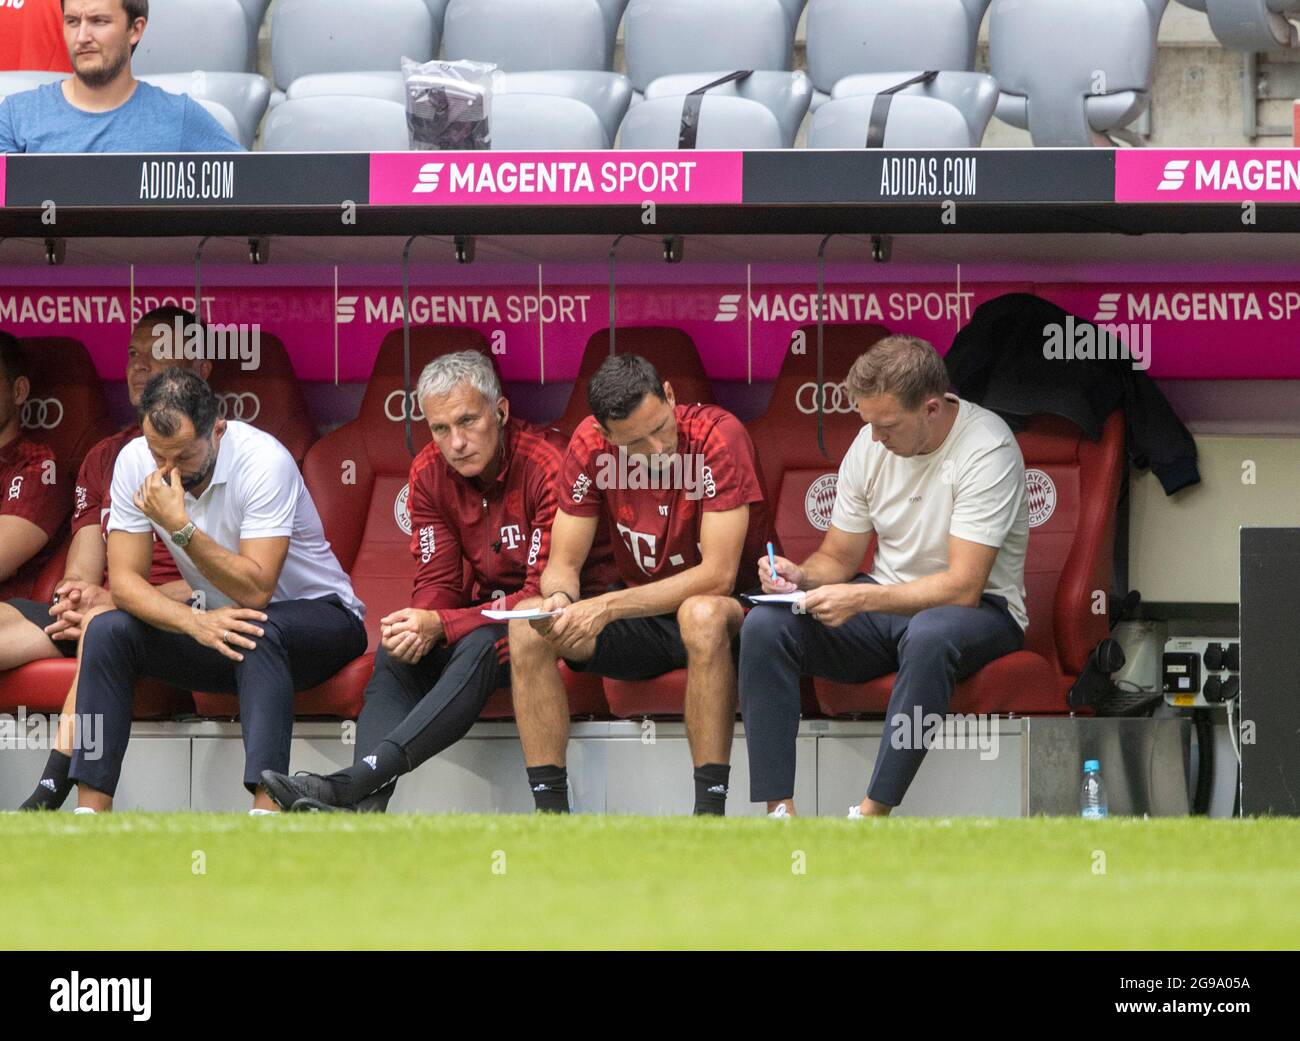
[
  {"xmin": 259, "ymin": 96, "xmax": 411, "ymax": 151},
  {"xmin": 490, "ymin": 94, "xmax": 609, "ymax": 149},
  {"xmin": 132, "ymin": 0, "xmax": 251, "ymax": 75},
  {"xmin": 809, "ymin": 92, "xmax": 983, "ymax": 148},
  {"xmin": 139, "ymin": 72, "xmax": 272, "ymax": 150},
  {"xmin": 623, "ymin": 0, "xmax": 792, "ymax": 94},
  {"xmin": 234, "ymin": 0, "xmax": 273, "ymax": 69},
  {"xmin": 497, "ymin": 72, "xmax": 633, "ymax": 146},
  {"xmin": 595, "ymin": 0, "xmax": 632, "ymax": 60},
  {"xmin": 285, "ymin": 70, "xmax": 633, "ymax": 147},
  {"xmin": 444, "ymin": 0, "xmax": 610, "ymax": 71},
  {"xmin": 194, "ymin": 99, "xmax": 243, "ymax": 144},
  {"xmin": 831, "ymin": 71, "xmax": 998, "ymax": 147},
  {"xmin": 990, "ymin": 0, "xmax": 1166, "ymax": 146},
  {"xmin": 271, "ymin": 0, "xmax": 438, "ymax": 91},
  {"xmin": 642, "ymin": 70, "xmax": 812, "ymax": 148},
  {"xmin": 287, "ymin": 71, "xmax": 407, "ymax": 103},
  {"xmin": 776, "ymin": 0, "xmax": 810, "ymax": 36},
  {"xmin": 0, "ymin": 71, "xmax": 67, "ymax": 101},
  {"xmin": 618, "ymin": 94, "xmax": 784, "ymax": 149},
  {"xmin": 806, "ymin": 0, "xmax": 993, "ymax": 107},
  {"xmin": 1175, "ymin": 0, "xmax": 1300, "ymax": 49}
]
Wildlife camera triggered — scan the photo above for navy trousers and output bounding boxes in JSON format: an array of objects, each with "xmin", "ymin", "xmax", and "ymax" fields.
[
  {"xmin": 70, "ymin": 596, "xmax": 367, "ymax": 796},
  {"xmin": 739, "ymin": 577, "xmax": 1024, "ymax": 808}
]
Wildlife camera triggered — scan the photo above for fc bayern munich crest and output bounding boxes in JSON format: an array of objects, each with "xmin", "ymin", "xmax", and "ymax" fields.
[
  {"xmin": 395, "ymin": 484, "xmax": 412, "ymax": 535},
  {"xmin": 1024, "ymin": 468, "xmax": 1056, "ymax": 527},
  {"xmin": 804, "ymin": 474, "xmax": 838, "ymax": 531}
]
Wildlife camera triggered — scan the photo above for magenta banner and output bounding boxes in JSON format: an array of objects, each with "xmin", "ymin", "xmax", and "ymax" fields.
[
  {"xmin": 368, "ymin": 151, "xmax": 744, "ymax": 206},
  {"xmin": 1115, "ymin": 149, "xmax": 1300, "ymax": 203},
  {"xmin": 2, "ymin": 277, "xmax": 1298, "ymax": 382}
]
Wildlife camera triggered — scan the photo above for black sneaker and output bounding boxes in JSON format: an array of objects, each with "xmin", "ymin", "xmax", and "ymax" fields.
[{"xmin": 259, "ymin": 770, "xmax": 355, "ymax": 813}]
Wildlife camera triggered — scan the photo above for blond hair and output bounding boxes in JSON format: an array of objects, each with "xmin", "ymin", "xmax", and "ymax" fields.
[{"xmin": 845, "ymin": 334, "xmax": 949, "ymax": 411}]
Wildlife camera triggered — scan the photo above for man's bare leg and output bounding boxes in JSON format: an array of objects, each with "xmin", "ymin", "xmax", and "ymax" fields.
[
  {"xmin": 856, "ymin": 797, "xmax": 893, "ymax": 817},
  {"xmin": 508, "ymin": 598, "xmax": 598, "ymax": 812},
  {"xmin": 0, "ymin": 602, "xmax": 62, "ymax": 671},
  {"xmin": 678, "ymin": 595, "xmax": 745, "ymax": 815}
]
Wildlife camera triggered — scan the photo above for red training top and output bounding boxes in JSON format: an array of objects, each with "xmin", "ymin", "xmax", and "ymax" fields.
[
  {"xmin": 560, "ymin": 403, "xmax": 770, "ymax": 595},
  {"xmin": 0, "ymin": 435, "xmax": 71, "ymax": 599},
  {"xmin": 406, "ymin": 415, "xmax": 618, "ymax": 645},
  {"xmin": 0, "ymin": 0, "xmax": 72, "ymax": 73}
]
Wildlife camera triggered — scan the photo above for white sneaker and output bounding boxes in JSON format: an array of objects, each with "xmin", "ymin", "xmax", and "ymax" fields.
[
  {"xmin": 73, "ymin": 807, "xmax": 96, "ymax": 815},
  {"xmin": 767, "ymin": 804, "xmax": 791, "ymax": 819},
  {"xmin": 249, "ymin": 808, "xmax": 277, "ymax": 816},
  {"xmin": 846, "ymin": 805, "xmax": 863, "ymax": 819}
]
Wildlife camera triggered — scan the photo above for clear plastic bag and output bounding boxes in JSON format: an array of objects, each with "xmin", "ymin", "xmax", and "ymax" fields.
[{"xmin": 401, "ymin": 57, "xmax": 500, "ymax": 151}]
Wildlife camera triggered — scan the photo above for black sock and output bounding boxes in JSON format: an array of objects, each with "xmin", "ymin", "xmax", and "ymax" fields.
[
  {"xmin": 327, "ymin": 741, "xmax": 409, "ymax": 804},
  {"xmin": 527, "ymin": 765, "xmax": 570, "ymax": 813},
  {"xmin": 693, "ymin": 763, "xmax": 730, "ymax": 816},
  {"xmin": 19, "ymin": 749, "xmax": 73, "ymax": 811}
]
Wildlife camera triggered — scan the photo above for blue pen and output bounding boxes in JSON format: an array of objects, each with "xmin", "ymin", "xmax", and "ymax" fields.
[{"xmin": 767, "ymin": 541, "xmax": 779, "ymax": 586}]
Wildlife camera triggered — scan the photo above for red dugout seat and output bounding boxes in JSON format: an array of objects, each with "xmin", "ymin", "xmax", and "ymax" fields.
[
  {"xmin": 747, "ymin": 323, "xmax": 888, "ymax": 562},
  {"xmin": 555, "ymin": 326, "xmax": 715, "ymax": 436},
  {"xmin": 1, "ymin": 338, "xmax": 192, "ymax": 720},
  {"xmin": 206, "ymin": 332, "xmax": 317, "ymax": 466},
  {"xmin": 814, "ymin": 411, "xmax": 1124, "ymax": 717},
  {"xmin": 192, "ymin": 326, "xmax": 603, "ymax": 720}
]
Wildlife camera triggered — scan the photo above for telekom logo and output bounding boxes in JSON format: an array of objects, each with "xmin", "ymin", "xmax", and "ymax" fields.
[
  {"xmin": 1156, "ymin": 160, "xmax": 1190, "ymax": 191},
  {"xmin": 413, "ymin": 163, "xmax": 444, "ymax": 194}
]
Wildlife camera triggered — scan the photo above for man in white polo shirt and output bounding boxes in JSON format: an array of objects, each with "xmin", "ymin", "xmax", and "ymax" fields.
[
  {"xmin": 69, "ymin": 369, "xmax": 366, "ymax": 812},
  {"xmin": 739, "ymin": 334, "xmax": 1028, "ymax": 818}
]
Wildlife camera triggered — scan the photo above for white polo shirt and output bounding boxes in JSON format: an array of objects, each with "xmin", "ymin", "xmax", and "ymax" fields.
[
  {"xmin": 830, "ymin": 395, "xmax": 1029, "ymax": 631},
  {"xmin": 107, "ymin": 421, "xmax": 365, "ymax": 620}
]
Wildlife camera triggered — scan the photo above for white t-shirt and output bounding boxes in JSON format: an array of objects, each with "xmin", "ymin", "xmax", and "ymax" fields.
[
  {"xmin": 107, "ymin": 421, "xmax": 365, "ymax": 620},
  {"xmin": 830, "ymin": 395, "xmax": 1029, "ymax": 630}
]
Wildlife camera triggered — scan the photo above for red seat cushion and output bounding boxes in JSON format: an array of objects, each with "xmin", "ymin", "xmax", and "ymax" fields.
[
  {"xmin": 555, "ymin": 327, "xmax": 715, "ymax": 436},
  {"xmin": 0, "ymin": 659, "xmax": 192, "ymax": 719},
  {"xmin": 813, "ymin": 650, "xmax": 1061, "ymax": 717}
]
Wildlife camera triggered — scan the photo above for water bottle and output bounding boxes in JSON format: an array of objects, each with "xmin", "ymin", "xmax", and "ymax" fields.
[{"xmin": 1081, "ymin": 759, "xmax": 1108, "ymax": 819}]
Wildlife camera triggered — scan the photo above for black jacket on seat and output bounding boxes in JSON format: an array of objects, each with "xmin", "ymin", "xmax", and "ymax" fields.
[{"xmin": 944, "ymin": 293, "xmax": 1200, "ymax": 495}]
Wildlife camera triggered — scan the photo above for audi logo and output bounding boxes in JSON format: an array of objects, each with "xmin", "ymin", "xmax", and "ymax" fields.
[
  {"xmin": 20, "ymin": 398, "xmax": 64, "ymax": 430},
  {"xmin": 215, "ymin": 393, "xmax": 261, "ymax": 422},
  {"xmin": 384, "ymin": 390, "xmax": 425, "ymax": 422},
  {"xmin": 795, "ymin": 382, "xmax": 856, "ymax": 415}
]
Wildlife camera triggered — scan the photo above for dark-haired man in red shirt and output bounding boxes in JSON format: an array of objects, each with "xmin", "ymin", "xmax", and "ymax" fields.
[
  {"xmin": 509, "ymin": 353, "xmax": 771, "ymax": 815},
  {"xmin": 2, "ymin": 310, "xmax": 204, "ymax": 810},
  {"xmin": 260, "ymin": 350, "xmax": 617, "ymax": 812}
]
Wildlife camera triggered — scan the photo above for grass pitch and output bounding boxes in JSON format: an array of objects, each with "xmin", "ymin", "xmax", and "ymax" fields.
[{"xmin": 3, "ymin": 814, "xmax": 1296, "ymax": 950}]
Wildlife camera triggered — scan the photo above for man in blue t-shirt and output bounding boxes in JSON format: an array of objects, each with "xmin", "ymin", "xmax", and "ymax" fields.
[{"xmin": 0, "ymin": 0, "xmax": 241, "ymax": 154}]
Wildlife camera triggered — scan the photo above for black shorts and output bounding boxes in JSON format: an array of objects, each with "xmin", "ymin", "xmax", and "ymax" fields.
[
  {"xmin": 564, "ymin": 612, "xmax": 742, "ymax": 681},
  {"xmin": 6, "ymin": 598, "xmax": 78, "ymax": 658}
]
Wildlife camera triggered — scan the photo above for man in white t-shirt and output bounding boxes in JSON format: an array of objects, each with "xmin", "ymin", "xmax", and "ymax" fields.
[
  {"xmin": 740, "ymin": 334, "xmax": 1028, "ymax": 818},
  {"xmin": 69, "ymin": 369, "xmax": 367, "ymax": 813}
]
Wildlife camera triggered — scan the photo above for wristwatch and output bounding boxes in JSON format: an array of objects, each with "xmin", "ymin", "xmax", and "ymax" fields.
[{"xmin": 171, "ymin": 521, "xmax": 197, "ymax": 548}]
